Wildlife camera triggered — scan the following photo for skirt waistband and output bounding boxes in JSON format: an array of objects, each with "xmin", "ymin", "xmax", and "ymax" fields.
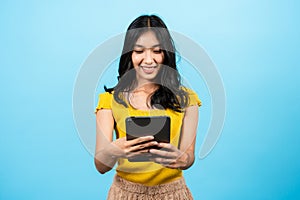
[{"xmin": 112, "ymin": 175, "xmax": 188, "ymax": 195}]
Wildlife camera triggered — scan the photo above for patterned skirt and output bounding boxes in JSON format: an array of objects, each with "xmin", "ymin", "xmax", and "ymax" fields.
[{"xmin": 107, "ymin": 175, "xmax": 193, "ymax": 200}]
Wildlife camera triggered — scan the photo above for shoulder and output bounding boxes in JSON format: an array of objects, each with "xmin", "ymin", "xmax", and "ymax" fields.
[
  {"xmin": 98, "ymin": 91, "xmax": 113, "ymax": 99},
  {"xmin": 181, "ymin": 87, "xmax": 202, "ymax": 107},
  {"xmin": 95, "ymin": 91, "xmax": 114, "ymax": 112},
  {"xmin": 181, "ymin": 87, "xmax": 196, "ymax": 95}
]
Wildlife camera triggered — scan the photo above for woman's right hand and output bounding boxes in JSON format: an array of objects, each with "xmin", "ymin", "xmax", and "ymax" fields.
[{"xmin": 110, "ymin": 136, "xmax": 158, "ymax": 159}]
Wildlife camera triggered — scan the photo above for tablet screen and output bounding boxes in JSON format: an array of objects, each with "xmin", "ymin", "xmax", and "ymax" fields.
[
  {"xmin": 126, "ymin": 116, "xmax": 170, "ymax": 143},
  {"xmin": 125, "ymin": 116, "xmax": 170, "ymax": 162}
]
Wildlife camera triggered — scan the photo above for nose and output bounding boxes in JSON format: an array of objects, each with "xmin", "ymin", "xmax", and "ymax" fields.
[{"xmin": 144, "ymin": 50, "xmax": 154, "ymax": 64}]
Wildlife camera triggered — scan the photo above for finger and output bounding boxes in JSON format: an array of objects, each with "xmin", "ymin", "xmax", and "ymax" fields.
[
  {"xmin": 157, "ymin": 143, "xmax": 177, "ymax": 151},
  {"xmin": 126, "ymin": 136, "xmax": 154, "ymax": 146},
  {"xmin": 130, "ymin": 141, "xmax": 158, "ymax": 152},
  {"xmin": 150, "ymin": 156, "xmax": 176, "ymax": 165},
  {"xmin": 127, "ymin": 151, "xmax": 152, "ymax": 158},
  {"xmin": 163, "ymin": 164, "xmax": 181, "ymax": 169},
  {"xmin": 148, "ymin": 155, "xmax": 181, "ymax": 169},
  {"xmin": 149, "ymin": 148, "xmax": 177, "ymax": 158}
]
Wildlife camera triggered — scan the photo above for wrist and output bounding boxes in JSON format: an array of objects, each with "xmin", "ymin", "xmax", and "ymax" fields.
[
  {"xmin": 179, "ymin": 152, "xmax": 192, "ymax": 170},
  {"xmin": 95, "ymin": 148, "xmax": 118, "ymax": 162}
]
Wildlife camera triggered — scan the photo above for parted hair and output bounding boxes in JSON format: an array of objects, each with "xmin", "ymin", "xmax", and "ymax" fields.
[{"xmin": 105, "ymin": 15, "xmax": 188, "ymax": 112}]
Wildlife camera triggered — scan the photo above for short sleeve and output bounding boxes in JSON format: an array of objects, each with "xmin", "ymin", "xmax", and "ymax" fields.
[
  {"xmin": 95, "ymin": 92, "xmax": 113, "ymax": 113},
  {"xmin": 186, "ymin": 88, "xmax": 202, "ymax": 107}
]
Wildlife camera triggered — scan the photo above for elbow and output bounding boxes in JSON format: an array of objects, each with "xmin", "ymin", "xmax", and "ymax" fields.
[
  {"xmin": 186, "ymin": 154, "xmax": 195, "ymax": 169},
  {"xmin": 94, "ymin": 158, "xmax": 111, "ymax": 174},
  {"xmin": 97, "ymin": 168, "xmax": 108, "ymax": 174},
  {"xmin": 181, "ymin": 152, "xmax": 195, "ymax": 170},
  {"xmin": 95, "ymin": 164, "xmax": 109, "ymax": 174}
]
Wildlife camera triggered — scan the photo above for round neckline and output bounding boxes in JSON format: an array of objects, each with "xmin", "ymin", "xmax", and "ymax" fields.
[{"xmin": 127, "ymin": 102, "xmax": 163, "ymax": 113}]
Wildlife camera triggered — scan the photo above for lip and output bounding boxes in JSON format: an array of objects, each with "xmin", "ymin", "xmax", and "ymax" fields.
[{"xmin": 140, "ymin": 65, "xmax": 157, "ymax": 74}]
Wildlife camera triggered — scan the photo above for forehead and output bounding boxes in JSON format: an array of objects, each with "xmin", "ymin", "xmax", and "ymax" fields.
[{"xmin": 135, "ymin": 31, "xmax": 160, "ymax": 47}]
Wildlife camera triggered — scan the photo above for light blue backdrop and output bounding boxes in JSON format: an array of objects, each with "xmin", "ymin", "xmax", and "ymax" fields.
[{"xmin": 1, "ymin": 0, "xmax": 299, "ymax": 199}]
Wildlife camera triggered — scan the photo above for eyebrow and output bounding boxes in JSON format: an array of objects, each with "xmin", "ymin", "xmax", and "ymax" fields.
[{"xmin": 134, "ymin": 44, "xmax": 161, "ymax": 48}]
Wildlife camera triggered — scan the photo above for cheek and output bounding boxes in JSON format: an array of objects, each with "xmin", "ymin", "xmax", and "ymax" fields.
[
  {"xmin": 154, "ymin": 54, "xmax": 164, "ymax": 64},
  {"xmin": 132, "ymin": 54, "xmax": 143, "ymax": 66}
]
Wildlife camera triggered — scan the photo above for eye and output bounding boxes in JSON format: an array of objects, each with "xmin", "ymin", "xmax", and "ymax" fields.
[
  {"xmin": 133, "ymin": 49, "xmax": 143, "ymax": 54},
  {"xmin": 153, "ymin": 49, "xmax": 162, "ymax": 54}
]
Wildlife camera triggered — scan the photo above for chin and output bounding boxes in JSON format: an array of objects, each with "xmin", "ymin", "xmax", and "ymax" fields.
[{"xmin": 141, "ymin": 74, "xmax": 159, "ymax": 82}]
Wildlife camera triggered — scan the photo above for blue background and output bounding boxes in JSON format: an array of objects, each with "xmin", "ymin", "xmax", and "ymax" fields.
[{"xmin": 1, "ymin": 0, "xmax": 299, "ymax": 199}]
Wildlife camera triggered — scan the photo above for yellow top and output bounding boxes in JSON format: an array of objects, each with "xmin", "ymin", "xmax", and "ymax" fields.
[{"xmin": 95, "ymin": 88, "xmax": 201, "ymax": 186}]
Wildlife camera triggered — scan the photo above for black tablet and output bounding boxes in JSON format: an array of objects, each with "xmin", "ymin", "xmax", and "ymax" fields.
[
  {"xmin": 125, "ymin": 116, "xmax": 170, "ymax": 162},
  {"xmin": 126, "ymin": 116, "xmax": 170, "ymax": 142}
]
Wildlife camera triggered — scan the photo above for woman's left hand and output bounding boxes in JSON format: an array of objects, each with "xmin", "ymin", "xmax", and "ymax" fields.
[{"xmin": 149, "ymin": 143, "xmax": 190, "ymax": 169}]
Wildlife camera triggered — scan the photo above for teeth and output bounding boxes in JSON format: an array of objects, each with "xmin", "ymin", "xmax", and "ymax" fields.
[
  {"xmin": 140, "ymin": 66, "xmax": 156, "ymax": 73},
  {"xmin": 141, "ymin": 66, "xmax": 156, "ymax": 69}
]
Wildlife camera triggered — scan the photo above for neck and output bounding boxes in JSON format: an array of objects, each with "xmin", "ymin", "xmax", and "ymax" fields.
[{"xmin": 133, "ymin": 82, "xmax": 158, "ymax": 93}]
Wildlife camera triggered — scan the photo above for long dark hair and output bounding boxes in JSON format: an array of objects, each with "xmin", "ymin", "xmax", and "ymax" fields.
[{"xmin": 105, "ymin": 15, "xmax": 188, "ymax": 112}]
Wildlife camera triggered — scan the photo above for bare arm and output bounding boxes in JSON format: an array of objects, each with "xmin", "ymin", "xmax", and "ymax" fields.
[
  {"xmin": 177, "ymin": 105, "xmax": 199, "ymax": 169},
  {"xmin": 94, "ymin": 109, "xmax": 116, "ymax": 174}
]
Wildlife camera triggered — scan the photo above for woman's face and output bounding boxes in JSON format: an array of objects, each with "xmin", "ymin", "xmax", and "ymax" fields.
[{"xmin": 131, "ymin": 31, "xmax": 164, "ymax": 84}]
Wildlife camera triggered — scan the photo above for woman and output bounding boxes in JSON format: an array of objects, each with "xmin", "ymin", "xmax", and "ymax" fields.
[{"xmin": 94, "ymin": 15, "xmax": 201, "ymax": 199}]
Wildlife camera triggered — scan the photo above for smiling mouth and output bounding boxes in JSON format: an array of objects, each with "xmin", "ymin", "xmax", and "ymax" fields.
[{"xmin": 139, "ymin": 66, "xmax": 158, "ymax": 73}]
